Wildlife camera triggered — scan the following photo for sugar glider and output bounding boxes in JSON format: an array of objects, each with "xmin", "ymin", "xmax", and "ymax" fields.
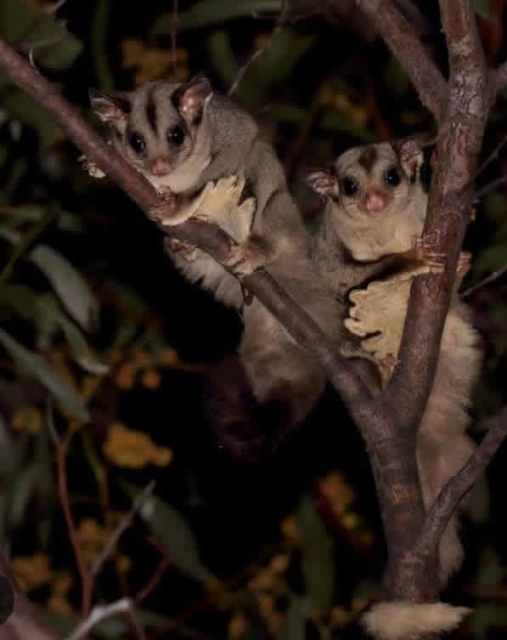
[
  {"xmin": 307, "ymin": 140, "xmax": 482, "ymax": 639},
  {"xmin": 90, "ymin": 77, "xmax": 341, "ymax": 460}
]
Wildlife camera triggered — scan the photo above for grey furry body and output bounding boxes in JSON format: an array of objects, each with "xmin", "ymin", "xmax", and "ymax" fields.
[
  {"xmin": 309, "ymin": 141, "xmax": 482, "ymax": 583},
  {"xmin": 91, "ymin": 79, "xmax": 341, "ymax": 437}
]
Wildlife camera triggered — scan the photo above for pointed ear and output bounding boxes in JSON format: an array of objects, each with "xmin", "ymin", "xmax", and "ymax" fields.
[
  {"xmin": 89, "ymin": 89, "xmax": 131, "ymax": 126},
  {"xmin": 393, "ymin": 138, "xmax": 424, "ymax": 182},
  {"xmin": 172, "ymin": 76, "xmax": 213, "ymax": 126},
  {"xmin": 305, "ymin": 168, "xmax": 339, "ymax": 199}
]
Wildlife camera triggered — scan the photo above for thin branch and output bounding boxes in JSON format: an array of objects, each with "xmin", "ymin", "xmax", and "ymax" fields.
[
  {"xmin": 0, "ymin": 35, "xmax": 383, "ymax": 445},
  {"xmin": 91, "ymin": 480, "xmax": 156, "ymax": 578},
  {"xmin": 52, "ymin": 415, "xmax": 93, "ymax": 616},
  {"xmin": 354, "ymin": 0, "xmax": 448, "ymax": 121},
  {"xmin": 170, "ymin": 0, "xmax": 179, "ymax": 77},
  {"xmin": 66, "ymin": 598, "xmax": 133, "ymax": 640},
  {"xmin": 228, "ymin": 0, "xmax": 288, "ymax": 96},
  {"xmin": 414, "ymin": 407, "xmax": 507, "ymax": 561},
  {"xmin": 462, "ymin": 262, "xmax": 507, "ymax": 297},
  {"xmin": 474, "ymin": 131, "xmax": 507, "ymax": 181}
]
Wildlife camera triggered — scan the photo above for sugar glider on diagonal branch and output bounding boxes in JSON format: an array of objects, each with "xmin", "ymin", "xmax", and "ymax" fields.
[
  {"xmin": 307, "ymin": 140, "xmax": 483, "ymax": 639},
  {"xmin": 89, "ymin": 76, "xmax": 342, "ymax": 461}
]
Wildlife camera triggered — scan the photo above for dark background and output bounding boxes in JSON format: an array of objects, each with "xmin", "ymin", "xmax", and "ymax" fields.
[{"xmin": 1, "ymin": 1, "xmax": 507, "ymax": 638}]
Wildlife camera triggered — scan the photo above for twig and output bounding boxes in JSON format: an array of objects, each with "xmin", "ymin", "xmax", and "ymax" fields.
[
  {"xmin": 228, "ymin": 0, "xmax": 288, "ymax": 96},
  {"xmin": 135, "ymin": 553, "xmax": 171, "ymax": 604},
  {"xmin": 473, "ymin": 175, "xmax": 507, "ymax": 202},
  {"xmin": 91, "ymin": 480, "xmax": 156, "ymax": 577},
  {"xmin": 462, "ymin": 262, "xmax": 507, "ymax": 297},
  {"xmin": 66, "ymin": 598, "xmax": 133, "ymax": 640},
  {"xmin": 170, "ymin": 0, "xmax": 179, "ymax": 77},
  {"xmin": 474, "ymin": 132, "xmax": 507, "ymax": 181},
  {"xmin": 354, "ymin": 0, "xmax": 448, "ymax": 121},
  {"xmin": 53, "ymin": 425, "xmax": 93, "ymax": 615},
  {"xmin": 414, "ymin": 407, "xmax": 507, "ymax": 561}
]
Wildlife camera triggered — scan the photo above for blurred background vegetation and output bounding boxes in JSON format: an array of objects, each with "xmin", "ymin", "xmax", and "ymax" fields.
[{"xmin": 1, "ymin": 0, "xmax": 507, "ymax": 638}]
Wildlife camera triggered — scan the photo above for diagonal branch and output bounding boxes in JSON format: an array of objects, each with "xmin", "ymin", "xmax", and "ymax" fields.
[
  {"xmin": 354, "ymin": 0, "xmax": 448, "ymax": 121},
  {"xmin": 0, "ymin": 36, "xmax": 389, "ymax": 446},
  {"xmin": 386, "ymin": 0, "xmax": 489, "ymax": 432},
  {"xmin": 414, "ymin": 407, "xmax": 507, "ymax": 562}
]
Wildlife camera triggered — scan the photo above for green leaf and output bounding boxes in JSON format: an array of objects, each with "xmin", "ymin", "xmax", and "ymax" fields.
[
  {"xmin": 29, "ymin": 245, "xmax": 99, "ymax": 332},
  {"xmin": 0, "ymin": 0, "xmax": 82, "ymax": 70},
  {"xmin": 136, "ymin": 489, "xmax": 212, "ymax": 583},
  {"xmin": 0, "ymin": 328, "xmax": 89, "ymax": 421},
  {"xmin": 0, "ymin": 89, "xmax": 63, "ymax": 148},
  {"xmin": 279, "ymin": 595, "xmax": 307, "ymax": 640},
  {"xmin": 296, "ymin": 494, "xmax": 335, "ymax": 611},
  {"xmin": 152, "ymin": 0, "xmax": 281, "ymax": 33},
  {"xmin": 37, "ymin": 295, "xmax": 109, "ymax": 375}
]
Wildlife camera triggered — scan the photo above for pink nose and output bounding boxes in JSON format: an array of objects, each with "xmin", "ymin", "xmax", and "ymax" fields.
[
  {"xmin": 364, "ymin": 190, "xmax": 387, "ymax": 213},
  {"xmin": 151, "ymin": 157, "xmax": 172, "ymax": 176}
]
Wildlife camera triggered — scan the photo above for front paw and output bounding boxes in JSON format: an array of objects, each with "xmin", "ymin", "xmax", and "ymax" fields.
[
  {"xmin": 224, "ymin": 241, "xmax": 269, "ymax": 278},
  {"xmin": 79, "ymin": 155, "xmax": 106, "ymax": 179},
  {"xmin": 148, "ymin": 188, "xmax": 178, "ymax": 225},
  {"xmin": 164, "ymin": 237, "xmax": 199, "ymax": 262}
]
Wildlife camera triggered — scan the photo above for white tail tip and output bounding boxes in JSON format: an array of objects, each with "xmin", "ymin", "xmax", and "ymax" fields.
[{"xmin": 362, "ymin": 601, "xmax": 471, "ymax": 640}]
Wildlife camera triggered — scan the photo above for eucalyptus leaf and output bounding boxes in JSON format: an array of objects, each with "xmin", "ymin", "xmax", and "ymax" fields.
[
  {"xmin": 37, "ymin": 295, "xmax": 108, "ymax": 375},
  {"xmin": 30, "ymin": 245, "xmax": 99, "ymax": 332},
  {"xmin": 0, "ymin": 328, "xmax": 89, "ymax": 421},
  {"xmin": 279, "ymin": 595, "xmax": 307, "ymax": 640},
  {"xmin": 0, "ymin": 89, "xmax": 63, "ymax": 148},
  {"xmin": 296, "ymin": 494, "xmax": 335, "ymax": 611},
  {"xmin": 152, "ymin": 0, "xmax": 281, "ymax": 33},
  {"xmin": 0, "ymin": 0, "xmax": 82, "ymax": 70},
  {"xmin": 136, "ymin": 490, "xmax": 212, "ymax": 583}
]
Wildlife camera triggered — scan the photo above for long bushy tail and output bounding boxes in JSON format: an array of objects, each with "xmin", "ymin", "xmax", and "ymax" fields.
[{"xmin": 416, "ymin": 301, "xmax": 482, "ymax": 583}]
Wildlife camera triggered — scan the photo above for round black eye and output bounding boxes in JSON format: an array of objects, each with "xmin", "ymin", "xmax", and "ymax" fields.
[
  {"xmin": 341, "ymin": 176, "xmax": 359, "ymax": 197},
  {"xmin": 128, "ymin": 131, "xmax": 146, "ymax": 155},
  {"xmin": 384, "ymin": 166, "xmax": 401, "ymax": 187},
  {"xmin": 167, "ymin": 125, "xmax": 185, "ymax": 146}
]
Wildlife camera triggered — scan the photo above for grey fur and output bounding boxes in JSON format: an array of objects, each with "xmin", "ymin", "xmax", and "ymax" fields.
[
  {"xmin": 308, "ymin": 141, "xmax": 483, "ymax": 584},
  {"xmin": 91, "ymin": 78, "xmax": 341, "ymax": 442}
]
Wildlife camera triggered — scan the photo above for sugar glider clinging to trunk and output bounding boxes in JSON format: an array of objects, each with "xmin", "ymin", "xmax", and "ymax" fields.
[
  {"xmin": 90, "ymin": 77, "xmax": 341, "ymax": 460},
  {"xmin": 307, "ymin": 140, "xmax": 482, "ymax": 639}
]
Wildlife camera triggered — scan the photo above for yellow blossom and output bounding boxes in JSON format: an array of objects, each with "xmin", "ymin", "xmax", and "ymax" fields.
[
  {"xmin": 115, "ymin": 554, "xmax": 132, "ymax": 576},
  {"xmin": 76, "ymin": 519, "xmax": 108, "ymax": 565},
  {"xmin": 115, "ymin": 363, "xmax": 136, "ymax": 390},
  {"xmin": 268, "ymin": 554, "xmax": 289, "ymax": 575},
  {"xmin": 280, "ymin": 515, "xmax": 301, "ymax": 546},
  {"xmin": 319, "ymin": 471, "xmax": 355, "ymax": 515},
  {"xmin": 342, "ymin": 512, "xmax": 360, "ymax": 530},
  {"xmin": 48, "ymin": 594, "xmax": 73, "ymax": 616},
  {"xmin": 121, "ymin": 39, "xmax": 189, "ymax": 84},
  {"xmin": 330, "ymin": 606, "xmax": 352, "ymax": 628},
  {"xmin": 12, "ymin": 553, "xmax": 52, "ymax": 591},
  {"xmin": 103, "ymin": 422, "xmax": 173, "ymax": 469},
  {"xmin": 12, "ymin": 407, "xmax": 42, "ymax": 434},
  {"xmin": 141, "ymin": 369, "xmax": 161, "ymax": 389},
  {"xmin": 228, "ymin": 611, "xmax": 250, "ymax": 639}
]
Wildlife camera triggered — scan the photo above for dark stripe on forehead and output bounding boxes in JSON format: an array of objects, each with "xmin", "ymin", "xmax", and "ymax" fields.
[
  {"xmin": 145, "ymin": 86, "xmax": 158, "ymax": 134},
  {"xmin": 357, "ymin": 146, "xmax": 378, "ymax": 173}
]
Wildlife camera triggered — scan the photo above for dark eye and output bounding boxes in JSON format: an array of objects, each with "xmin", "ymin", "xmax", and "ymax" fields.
[
  {"xmin": 341, "ymin": 176, "xmax": 359, "ymax": 197},
  {"xmin": 167, "ymin": 125, "xmax": 185, "ymax": 146},
  {"xmin": 128, "ymin": 131, "xmax": 146, "ymax": 155},
  {"xmin": 384, "ymin": 166, "xmax": 401, "ymax": 187}
]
